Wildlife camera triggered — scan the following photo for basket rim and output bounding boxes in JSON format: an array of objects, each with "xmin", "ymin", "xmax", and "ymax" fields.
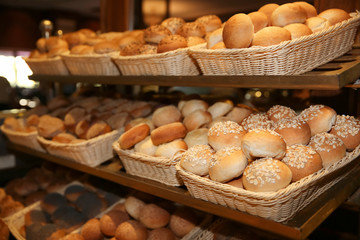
[
  {"xmin": 0, "ymin": 125, "xmax": 37, "ymax": 137},
  {"xmin": 61, "ymin": 51, "xmax": 119, "ymax": 59},
  {"xmin": 23, "ymin": 56, "xmax": 63, "ymax": 62}
]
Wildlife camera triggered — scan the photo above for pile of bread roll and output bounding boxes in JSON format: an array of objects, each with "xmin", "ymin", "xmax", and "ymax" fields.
[
  {"xmin": 206, "ymin": 1, "xmax": 351, "ymax": 49},
  {"xmin": 179, "ymin": 103, "xmax": 360, "ymax": 192}
]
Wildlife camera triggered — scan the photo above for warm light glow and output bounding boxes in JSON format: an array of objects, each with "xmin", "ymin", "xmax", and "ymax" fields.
[
  {"xmin": 19, "ymin": 99, "xmax": 28, "ymax": 106},
  {"xmin": 255, "ymin": 91, "xmax": 262, "ymax": 98}
]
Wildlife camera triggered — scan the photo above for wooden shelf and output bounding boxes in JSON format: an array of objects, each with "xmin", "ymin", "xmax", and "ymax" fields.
[{"xmin": 6, "ymin": 142, "xmax": 360, "ymax": 240}]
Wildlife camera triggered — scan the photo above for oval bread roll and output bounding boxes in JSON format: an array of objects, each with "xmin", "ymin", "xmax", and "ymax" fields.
[
  {"xmin": 151, "ymin": 122, "xmax": 187, "ymax": 146},
  {"xmin": 330, "ymin": 115, "xmax": 360, "ymax": 151},
  {"xmin": 152, "ymin": 105, "xmax": 182, "ymax": 127},
  {"xmin": 118, "ymin": 123, "xmax": 150, "ymax": 149},
  {"xmin": 298, "ymin": 105, "xmax": 336, "ymax": 136},
  {"xmin": 271, "ymin": 3, "xmax": 307, "ymax": 27},
  {"xmin": 223, "ymin": 13, "xmax": 254, "ymax": 48},
  {"xmin": 318, "ymin": 8, "xmax": 350, "ymax": 26},
  {"xmin": 305, "ymin": 16, "xmax": 331, "ymax": 33},
  {"xmin": 180, "ymin": 144, "xmax": 214, "ymax": 176},
  {"xmin": 251, "ymin": 26, "xmax": 291, "ymax": 47},
  {"xmin": 248, "ymin": 11, "xmax": 268, "ymax": 33}
]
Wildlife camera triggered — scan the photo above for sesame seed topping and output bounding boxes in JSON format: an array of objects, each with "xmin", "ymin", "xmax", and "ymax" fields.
[
  {"xmin": 244, "ymin": 158, "xmax": 282, "ymax": 186},
  {"xmin": 282, "ymin": 144, "xmax": 315, "ymax": 169},
  {"xmin": 241, "ymin": 112, "xmax": 275, "ymax": 131},
  {"xmin": 332, "ymin": 115, "xmax": 360, "ymax": 137},
  {"xmin": 208, "ymin": 121, "xmax": 244, "ymax": 137},
  {"xmin": 298, "ymin": 104, "xmax": 324, "ymax": 122},
  {"xmin": 182, "ymin": 144, "xmax": 214, "ymax": 168},
  {"xmin": 267, "ymin": 105, "xmax": 297, "ymax": 121},
  {"xmin": 309, "ymin": 132, "xmax": 344, "ymax": 152},
  {"xmin": 275, "ymin": 117, "xmax": 305, "ymax": 130}
]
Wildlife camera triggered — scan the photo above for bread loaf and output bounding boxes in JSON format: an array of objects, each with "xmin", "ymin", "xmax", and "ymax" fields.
[{"xmin": 223, "ymin": 13, "xmax": 254, "ymax": 48}]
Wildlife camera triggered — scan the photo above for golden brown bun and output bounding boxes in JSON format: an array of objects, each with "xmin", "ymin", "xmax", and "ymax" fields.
[
  {"xmin": 78, "ymin": 28, "xmax": 97, "ymax": 38},
  {"xmin": 243, "ymin": 158, "xmax": 292, "ymax": 192},
  {"xmin": 150, "ymin": 122, "xmax": 187, "ymax": 146},
  {"xmin": 120, "ymin": 42, "xmax": 143, "ymax": 56},
  {"xmin": 154, "ymin": 139, "xmax": 188, "ymax": 158},
  {"xmin": 195, "ymin": 14, "xmax": 222, "ymax": 33},
  {"xmin": 251, "ymin": 26, "xmax": 291, "ymax": 47},
  {"xmin": 241, "ymin": 112, "xmax": 274, "ymax": 131},
  {"xmin": 282, "ymin": 144, "xmax": 323, "ymax": 182},
  {"xmin": 184, "ymin": 128, "xmax": 209, "ymax": 148},
  {"xmin": 169, "ymin": 206, "xmax": 199, "ymax": 237},
  {"xmin": 305, "ymin": 16, "xmax": 331, "ymax": 33},
  {"xmin": 274, "ymin": 117, "xmax": 311, "ymax": 146},
  {"xmin": 139, "ymin": 203, "xmax": 170, "ymax": 229},
  {"xmin": 176, "ymin": 22, "xmax": 206, "ymax": 38},
  {"xmin": 330, "ymin": 115, "xmax": 360, "ymax": 151},
  {"xmin": 70, "ymin": 44, "xmax": 94, "ymax": 55},
  {"xmin": 138, "ymin": 44, "xmax": 157, "ymax": 55},
  {"xmin": 125, "ymin": 118, "xmax": 154, "ymax": 132},
  {"xmin": 270, "ymin": 3, "xmax": 307, "ymax": 27},
  {"xmin": 183, "ymin": 109, "xmax": 212, "ymax": 131},
  {"xmin": 180, "ymin": 144, "xmax": 214, "ymax": 176},
  {"xmin": 157, "ymin": 34, "xmax": 188, "ymax": 53},
  {"xmin": 124, "ymin": 196, "xmax": 146, "ymax": 220},
  {"xmin": 85, "ymin": 121, "xmax": 112, "ymax": 140},
  {"xmin": 29, "ymin": 49, "xmax": 47, "ymax": 59},
  {"xmin": 63, "ymin": 32, "xmax": 87, "ymax": 48},
  {"xmin": 318, "ymin": 8, "xmax": 351, "ymax": 26},
  {"xmin": 105, "ymin": 112, "xmax": 131, "ymax": 130},
  {"xmin": 309, "ymin": 132, "xmax": 346, "ymax": 168},
  {"xmin": 118, "ymin": 123, "xmax": 150, "ymax": 149},
  {"xmin": 52, "ymin": 132, "xmax": 78, "ymax": 144},
  {"xmin": 0, "ymin": 199, "xmax": 24, "ymax": 218},
  {"xmin": 115, "ymin": 220, "xmax": 148, "ymax": 240},
  {"xmin": 267, "ymin": 105, "xmax": 297, "ymax": 123},
  {"xmin": 209, "ymin": 147, "xmax": 248, "ymax": 183},
  {"xmin": 223, "ymin": 13, "xmax": 254, "ymax": 48},
  {"xmin": 148, "ymin": 228, "xmax": 176, "ymax": 240},
  {"xmin": 37, "ymin": 115, "xmax": 66, "ymax": 139},
  {"xmin": 36, "ymin": 37, "xmax": 47, "ymax": 53},
  {"xmin": 134, "ymin": 136, "xmax": 158, "ymax": 156},
  {"xmin": 186, "ymin": 36, "xmax": 206, "ymax": 47},
  {"xmin": 181, "ymin": 99, "xmax": 208, "ymax": 117},
  {"xmin": 45, "ymin": 36, "xmax": 69, "ymax": 51},
  {"xmin": 47, "ymin": 46, "xmax": 69, "ymax": 58},
  {"xmin": 258, "ymin": 3, "xmax": 280, "ymax": 25},
  {"xmin": 100, "ymin": 210, "xmax": 130, "ymax": 237},
  {"xmin": 208, "ymin": 121, "xmax": 246, "ymax": 151},
  {"xmin": 75, "ymin": 119, "xmax": 91, "ymax": 139},
  {"xmin": 64, "ymin": 107, "xmax": 87, "ymax": 131},
  {"xmin": 3, "ymin": 117, "xmax": 24, "ymax": 131},
  {"xmin": 241, "ymin": 129, "xmax": 286, "ymax": 160},
  {"xmin": 93, "ymin": 41, "xmax": 120, "ymax": 54},
  {"xmin": 206, "ymin": 28, "xmax": 223, "ymax": 49},
  {"xmin": 81, "ymin": 218, "xmax": 104, "ymax": 240},
  {"xmin": 161, "ymin": 17, "xmax": 186, "ymax": 34},
  {"xmin": 225, "ymin": 176, "xmax": 244, "ymax": 188},
  {"xmin": 248, "ymin": 11, "xmax": 268, "ymax": 33},
  {"xmin": 298, "ymin": 105, "xmax": 337, "ymax": 136},
  {"xmin": 129, "ymin": 101, "xmax": 152, "ymax": 118},
  {"xmin": 144, "ymin": 24, "xmax": 172, "ymax": 44},
  {"xmin": 207, "ymin": 101, "xmax": 233, "ymax": 119},
  {"xmin": 283, "ymin": 23, "xmax": 313, "ymax": 39},
  {"xmin": 293, "ymin": 1, "xmax": 317, "ymax": 18}
]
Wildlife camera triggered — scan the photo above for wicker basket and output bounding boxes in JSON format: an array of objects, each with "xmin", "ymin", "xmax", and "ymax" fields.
[
  {"xmin": 61, "ymin": 53, "xmax": 120, "ymax": 75},
  {"xmin": 37, "ymin": 129, "xmax": 122, "ymax": 167},
  {"xmin": 112, "ymin": 142, "xmax": 184, "ymax": 186},
  {"xmin": 176, "ymin": 144, "xmax": 360, "ymax": 222},
  {"xmin": 112, "ymin": 46, "xmax": 200, "ymax": 76},
  {"xmin": 189, "ymin": 12, "xmax": 360, "ymax": 75},
  {"xmin": 0, "ymin": 125, "xmax": 46, "ymax": 152},
  {"xmin": 24, "ymin": 57, "xmax": 69, "ymax": 75}
]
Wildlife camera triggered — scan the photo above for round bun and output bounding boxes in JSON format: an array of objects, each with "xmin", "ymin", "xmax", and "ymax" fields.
[
  {"xmin": 148, "ymin": 228, "xmax": 176, "ymax": 240},
  {"xmin": 195, "ymin": 14, "xmax": 222, "ymax": 33},
  {"xmin": 144, "ymin": 24, "xmax": 172, "ymax": 44},
  {"xmin": 139, "ymin": 203, "xmax": 170, "ymax": 229},
  {"xmin": 206, "ymin": 27, "xmax": 223, "ymax": 49},
  {"xmin": 169, "ymin": 206, "xmax": 198, "ymax": 237},
  {"xmin": 309, "ymin": 132, "xmax": 347, "ymax": 168},
  {"xmin": 181, "ymin": 99, "xmax": 208, "ymax": 117},
  {"xmin": 330, "ymin": 115, "xmax": 360, "ymax": 151},
  {"xmin": 282, "ymin": 144, "xmax": 323, "ymax": 182},
  {"xmin": 211, "ymin": 41, "xmax": 226, "ymax": 49},
  {"xmin": 248, "ymin": 11, "xmax": 268, "ymax": 33},
  {"xmin": 226, "ymin": 105, "xmax": 254, "ymax": 124},
  {"xmin": 37, "ymin": 115, "xmax": 66, "ymax": 139},
  {"xmin": 209, "ymin": 147, "xmax": 248, "ymax": 183},
  {"xmin": 208, "ymin": 121, "xmax": 246, "ymax": 151},
  {"xmin": 152, "ymin": 105, "xmax": 182, "ymax": 127},
  {"xmin": 283, "ymin": 23, "xmax": 313, "ymax": 39},
  {"xmin": 305, "ymin": 16, "xmax": 331, "ymax": 33},
  {"xmin": 243, "ymin": 158, "xmax": 292, "ymax": 192},
  {"xmin": 125, "ymin": 118, "xmax": 154, "ymax": 132},
  {"xmin": 267, "ymin": 105, "xmax": 297, "ymax": 123},
  {"xmin": 154, "ymin": 139, "xmax": 188, "ymax": 158},
  {"xmin": 186, "ymin": 36, "xmax": 206, "ymax": 47},
  {"xmin": 270, "ymin": 3, "xmax": 307, "ymax": 27},
  {"xmin": 93, "ymin": 41, "xmax": 120, "ymax": 54},
  {"xmin": 14, "ymin": 178, "xmax": 39, "ymax": 196},
  {"xmin": 183, "ymin": 109, "xmax": 212, "ymax": 131},
  {"xmin": 241, "ymin": 112, "xmax": 274, "ymax": 131},
  {"xmin": 251, "ymin": 26, "xmax": 291, "ymax": 47},
  {"xmin": 180, "ymin": 144, "xmax": 214, "ymax": 176},
  {"xmin": 258, "ymin": 3, "xmax": 279, "ymax": 24},
  {"xmin": 115, "ymin": 220, "xmax": 148, "ymax": 240},
  {"xmin": 184, "ymin": 128, "xmax": 208, "ymax": 148},
  {"xmin": 47, "ymin": 46, "xmax": 69, "ymax": 58},
  {"xmin": 161, "ymin": 17, "xmax": 186, "ymax": 34},
  {"xmin": 223, "ymin": 13, "xmax": 254, "ymax": 48},
  {"xmin": 318, "ymin": 8, "xmax": 350, "ymax": 26},
  {"xmin": 241, "ymin": 129, "xmax": 286, "ymax": 160},
  {"xmin": 118, "ymin": 123, "xmax": 150, "ymax": 149},
  {"xmin": 207, "ymin": 101, "xmax": 234, "ymax": 119},
  {"xmin": 157, "ymin": 34, "xmax": 187, "ymax": 53},
  {"xmin": 293, "ymin": 1, "xmax": 317, "ymax": 18},
  {"xmin": 134, "ymin": 136, "xmax": 158, "ymax": 156},
  {"xmin": 124, "ymin": 196, "xmax": 146, "ymax": 220},
  {"xmin": 151, "ymin": 122, "xmax": 187, "ymax": 146},
  {"xmin": 120, "ymin": 42, "xmax": 143, "ymax": 56},
  {"xmin": 100, "ymin": 210, "xmax": 130, "ymax": 237},
  {"xmin": 85, "ymin": 121, "xmax": 112, "ymax": 140},
  {"xmin": 298, "ymin": 105, "xmax": 337, "ymax": 136},
  {"xmin": 274, "ymin": 117, "xmax": 311, "ymax": 146},
  {"xmin": 176, "ymin": 22, "xmax": 206, "ymax": 38}
]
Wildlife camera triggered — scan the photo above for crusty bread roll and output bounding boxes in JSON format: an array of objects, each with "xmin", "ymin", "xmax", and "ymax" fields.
[
  {"xmin": 186, "ymin": 36, "xmax": 206, "ymax": 47},
  {"xmin": 318, "ymin": 8, "xmax": 350, "ymax": 26},
  {"xmin": 330, "ymin": 115, "xmax": 360, "ymax": 151},
  {"xmin": 138, "ymin": 43, "xmax": 158, "ymax": 55},
  {"xmin": 248, "ymin": 11, "xmax": 268, "ymax": 33},
  {"xmin": 154, "ymin": 139, "xmax": 188, "ymax": 158},
  {"xmin": 282, "ymin": 144, "xmax": 323, "ymax": 182},
  {"xmin": 267, "ymin": 105, "xmax": 297, "ymax": 123},
  {"xmin": 70, "ymin": 44, "xmax": 94, "ymax": 55},
  {"xmin": 258, "ymin": 3, "xmax": 279, "ymax": 25},
  {"xmin": 93, "ymin": 40, "xmax": 120, "ymax": 54},
  {"xmin": 64, "ymin": 107, "xmax": 87, "ymax": 131},
  {"xmin": 181, "ymin": 99, "xmax": 208, "ymax": 117},
  {"xmin": 298, "ymin": 104, "xmax": 337, "ymax": 136},
  {"xmin": 241, "ymin": 112, "xmax": 275, "ymax": 131},
  {"xmin": 118, "ymin": 123, "xmax": 150, "ymax": 149},
  {"xmin": 120, "ymin": 42, "xmax": 143, "ymax": 56},
  {"xmin": 223, "ymin": 13, "xmax": 254, "ymax": 48},
  {"xmin": 45, "ymin": 36, "xmax": 69, "ymax": 51},
  {"xmin": 105, "ymin": 112, "xmax": 131, "ymax": 130},
  {"xmin": 293, "ymin": 1, "xmax": 317, "ymax": 18},
  {"xmin": 139, "ymin": 203, "xmax": 170, "ymax": 229},
  {"xmin": 183, "ymin": 109, "xmax": 212, "ymax": 131},
  {"xmin": 100, "ymin": 210, "xmax": 130, "ymax": 237},
  {"xmin": 251, "ymin": 26, "xmax": 291, "ymax": 47},
  {"xmin": 152, "ymin": 105, "xmax": 182, "ymax": 127},
  {"xmin": 85, "ymin": 121, "xmax": 112, "ymax": 140},
  {"xmin": 209, "ymin": 147, "xmax": 248, "ymax": 183},
  {"xmin": 225, "ymin": 176, "xmax": 244, "ymax": 188},
  {"xmin": 124, "ymin": 196, "xmax": 146, "ymax": 220},
  {"xmin": 169, "ymin": 206, "xmax": 199, "ymax": 237},
  {"xmin": 115, "ymin": 220, "xmax": 148, "ymax": 240},
  {"xmin": 14, "ymin": 178, "xmax": 39, "ymax": 196},
  {"xmin": 176, "ymin": 22, "xmax": 206, "ymax": 38},
  {"xmin": 151, "ymin": 122, "xmax": 187, "ymax": 146},
  {"xmin": 37, "ymin": 115, "xmax": 66, "ymax": 139},
  {"xmin": 129, "ymin": 101, "xmax": 152, "ymax": 119},
  {"xmin": 36, "ymin": 37, "xmax": 47, "ymax": 53},
  {"xmin": 283, "ymin": 23, "xmax": 313, "ymax": 39},
  {"xmin": 274, "ymin": 117, "xmax": 311, "ymax": 146},
  {"xmin": 134, "ymin": 136, "xmax": 158, "ymax": 156},
  {"xmin": 225, "ymin": 105, "xmax": 253, "ymax": 124},
  {"xmin": 3, "ymin": 117, "xmax": 24, "ymax": 131},
  {"xmin": 207, "ymin": 101, "xmax": 234, "ymax": 119},
  {"xmin": 180, "ymin": 144, "xmax": 214, "ymax": 176},
  {"xmin": 305, "ymin": 16, "xmax": 331, "ymax": 33},
  {"xmin": 184, "ymin": 128, "xmax": 209, "ymax": 148},
  {"xmin": 47, "ymin": 46, "xmax": 69, "ymax": 58},
  {"xmin": 144, "ymin": 24, "xmax": 172, "ymax": 44},
  {"xmin": 52, "ymin": 132, "xmax": 78, "ymax": 144},
  {"xmin": 241, "ymin": 129, "xmax": 286, "ymax": 160},
  {"xmin": 157, "ymin": 34, "xmax": 188, "ymax": 53},
  {"xmin": 206, "ymin": 28, "xmax": 223, "ymax": 49},
  {"xmin": 208, "ymin": 121, "xmax": 246, "ymax": 151},
  {"xmin": 211, "ymin": 41, "xmax": 226, "ymax": 49},
  {"xmin": 270, "ymin": 3, "xmax": 307, "ymax": 27},
  {"xmin": 161, "ymin": 17, "xmax": 186, "ymax": 34},
  {"xmin": 195, "ymin": 14, "xmax": 222, "ymax": 33},
  {"xmin": 309, "ymin": 132, "xmax": 347, "ymax": 168},
  {"xmin": 243, "ymin": 158, "xmax": 292, "ymax": 192},
  {"xmin": 125, "ymin": 118, "xmax": 154, "ymax": 132}
]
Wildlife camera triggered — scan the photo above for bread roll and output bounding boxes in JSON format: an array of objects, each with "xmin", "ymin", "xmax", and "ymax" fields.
[
  {"xmin": 120, "ymin": 42, "xmax": 143, "ymax": 56},
  {"xmin": 258, "ymin": 3, "xmax": 279, "ymax": 24},
  {"xmin": 52, "ymin": 132, "xmax": 78, "ymax": 144},
  {"xmin": 251, "ymin": 26, "xmax": 291, "ymax": 47},
  {"xmin": 74, "ymin": 119, "xmax": 91, "ymax": 139},
  {"xmin": 293, "ymin": 1, "xmax": 317, "ymax": 18},
  {"xmin": 195, "ymin": 15, "xmax": 222, "ymax": 33},
  {"xmin": 209, "ymin": 147, "xmax": 248, "ymax": 183},
  {"xmin": 248, "ymin": 11, "xmax": 268, "ymax": 33},
  {"xmin": 267, "ymin": 105, "xmax": 297, "ymax": 123},
  {"xmin": 37, "ymin": 115, "xmax": 66, "ymax": 139},
  {"xmin": 211, "ymin": 41, "xmax": 226, "ymax": 49},
  {"xmin": 176, "ymin": 22, "xmax": 206, "ymax": 38},
  {"xmin": 105, "ymin": 112, "xmax": 131, "ymax": 130},
  {"xmin": 144, "ymin": 24, "xmax": 172, "ymax": 44},
  {"xmin": 241, "ymin": 129, "xmax": 286, "ymax": 160},
  {"xmin": 169, "ymin": 206, "xmax": 199, "ymax": 237},
  {"xmin": 70, "ymin": 44, "xmax": 94, "ymax": 55},
  {"xmin": 157, "ymin": 34, "xmax": 188, "ymax": 53},
  {"xmin": 100, "ymin": 210, "xmax": 130, "ymax": 237},
  {"xmin": 40, "ymin": 192, "xmax": 67, "ymax": 215},
  {"xmin": 64, "ymin": 107, "xmax": 87, "ymax": 131},
  {"xmin": 148, "ymin": 228, "xmax": 176, "ymax": 240},
  {"xmin": 309, "ymin": 132, "xmax": 347, "ymax": 167},
  {"xmin": 139, "ymin": 203, "xmax": 170, "ymax": 229},
  {"xmin": 151, "ymin": 122, "xmax": 187, "ymax": 146},
  {"xmin": 181, "ymin": 99, "xmax": 208, "ymax": 117},
  {"xmin": 206, "ymin": 27, "xmax": 223, "ymax": 49},
  {"xmin": 152, "ymin": 105, "xmax": 182, "ymax": 127},
  {"xmin": 183, "ymin": 109, "xmax": 212, "ymax": 131},
  {"xmin": 115, "ymin": 220, "xmax": 148, "ymax": 240},
  {"xmin": 125, "ymin": 118, "xmax": 154, "ymax": 132},
  {"xmin": 274, "ymin": 117, "xmax": 311, "ymax": 146},
  {"xmin": 298, "ymin": 105, "xmax": 336, "ymax": 136},
  {"xmin": 134, "ymin": 136, "xmax": 158, "ymax": 156},
  {"xmin": 207, "ymin": 101, "xmax": 234, "ymax": 119},
  {"xmin": 161, "ymin": 17, "xmax": 186, "ymax": 34},
  {"xmin": 242, "ymin": 158, "xmax": 292, "ymax": 192},
  {"xmin": 124, "ymin": 196, "xmax": 146, "ymax": 220},
  {"xmin": 271, "ymin": 3, "xmax": 307, "ymax": 27},
  {"xmin": 118, "ymin": 123, "xmax": 150, "ymax": 149},
  {"xmin": 208, "ymin": 121, "xmax": 246, "ymax": 151},
  {"xmin": 241, "ymin": 112, "xmax": 275, "ymax": 131},
  {"xmin": 282, "ymin": 144, "xmax": 323, "ymax": 182},
  {"xmin": 85, "ymin": 121, "xmax": 112, "ymax": 140},
  {"xmin": 305, "ymin": 16, "xmax": 331, "ymax": 33},
  {"xmin": 180, "ymin": 144, "xmax": 214, "ymax": 176},
  {"xmin": 154, "ymin": 139, "xmax": 188, "ymax": 158},
  {"xmin": 81, "ymin": 218, "xmax": 104, "ymax": 240},
  {"xmin": 223, "ymin": 13, "xmax": 254, "ymax": 48},
  {"xmin": 14, "ymin": 178, "xmax": 39, "ymax": 196},
  {"xmin": 184, "ymin": 128, "xmax": 209, "ymax": 148},
  {"xmin": 318, "ymin": 8, "xmax": 350, "ymax": 26},
  {"xmin": 283, "ymin": 23, "xmax": 313, "ymax": 39},
  {"xmin": 330, "ymin": 115, "xmax": 360, "ymax": 151},
  {"xmin": 225, "ymin": 105, "xmax": 254, "ymax": 124},
  {"xmin": 93, "ymin": 41, "xmax": 120, "ymax": 54},
  {"xmin": 225, "ymin": 176, "xmax": 244, "ymax": 188},
  {"xmin": 47, "ymin": 46, "xmax": 69, "ymax": 58}
]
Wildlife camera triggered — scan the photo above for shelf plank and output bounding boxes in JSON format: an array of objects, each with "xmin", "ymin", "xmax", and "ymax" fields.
[{"xmin": 6, "ymin": 142, "xmax": 360, "ymax": 240}]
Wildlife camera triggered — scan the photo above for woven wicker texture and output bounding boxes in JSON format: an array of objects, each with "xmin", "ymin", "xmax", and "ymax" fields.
[
  {"xmin": 112, "ymin": 47, "xmax": 200, "ymax": 76},
  {"xmin": 176, "ymin": 144, "xmax": 360, "ymax": 222},
  {"xmin": 24, "ymin": 57, "xmax": 69, "ymax": 75},
  {"xmin": 190, "ymin": 12, "xmax": 360, "ymax": 75},
  {"xmin": 112, "ymin": 142, "xmax": 184, "ymax": 186}
]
